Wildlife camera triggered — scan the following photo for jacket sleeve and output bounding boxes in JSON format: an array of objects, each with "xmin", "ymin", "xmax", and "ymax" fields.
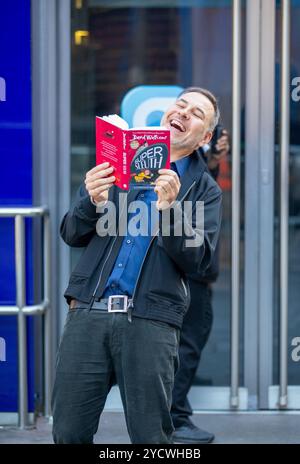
[
  {"xmin": 60, "ymin": 182, "xmax": 100, "ymax": 247},
  {"xmin": 157, "ymin": 173, "xmax": 222, "ymax": 277}
]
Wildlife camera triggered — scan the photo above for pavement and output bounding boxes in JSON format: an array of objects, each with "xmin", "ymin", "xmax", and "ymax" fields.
[{"xmin": 1, "ymin": 412, "xmax": 300, "ymax": 444}]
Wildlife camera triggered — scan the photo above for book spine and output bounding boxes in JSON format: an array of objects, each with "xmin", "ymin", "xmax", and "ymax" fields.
[{"xmin": 122, "ymin": 130, "xmax": 128, "ymax": 189}]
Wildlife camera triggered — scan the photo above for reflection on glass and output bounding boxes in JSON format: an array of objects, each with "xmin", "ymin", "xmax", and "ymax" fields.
[
  {"xmin": 273, "ymin": 3, "xmax": 300, "ymax": 386},
  {"xmin": 70, "ymin": 1, "xmax": 236, "ymax": 387}
]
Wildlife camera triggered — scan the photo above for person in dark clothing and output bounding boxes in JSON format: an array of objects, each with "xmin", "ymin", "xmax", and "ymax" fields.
[
  {"xmin": 172, "ymin": 128, "xmax": 230, "ymax": 444},
  {"xmin": 51, "ymin": 87, "xmax": 222, "ymax": 444}
]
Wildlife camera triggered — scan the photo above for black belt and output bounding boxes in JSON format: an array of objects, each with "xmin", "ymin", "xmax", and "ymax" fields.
[{"xmin": 72, "ymin": 295, "xmax": 132, "ymax": 313}]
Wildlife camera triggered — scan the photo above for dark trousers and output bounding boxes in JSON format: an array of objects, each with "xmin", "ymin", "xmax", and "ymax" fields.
[
  {"xmin": 51, "ymin": 308, "xmax": 180, "ymax": 444},
  {"xmin": 171, "ymin": 281, "xmax": 213, "ymax": 428}
]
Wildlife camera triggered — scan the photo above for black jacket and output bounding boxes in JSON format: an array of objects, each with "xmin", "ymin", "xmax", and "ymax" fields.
[
  {"xmin": 196, "ymin": 146, "xmax": 221, "ymax": 283},
  {"xmin": 60, "ymin": 150, "xmax": 222, "ymax": 329}
]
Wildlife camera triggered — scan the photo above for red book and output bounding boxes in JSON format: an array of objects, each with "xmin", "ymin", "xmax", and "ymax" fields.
[{"xmin": 96, "ymin": 115, "xmax": 170, "ymax": 190}]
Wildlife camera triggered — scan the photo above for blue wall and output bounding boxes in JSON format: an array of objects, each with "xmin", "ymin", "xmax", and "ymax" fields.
[{"xmin": 0, "ymin": 0, "xmax": 34, "ymax": 412}]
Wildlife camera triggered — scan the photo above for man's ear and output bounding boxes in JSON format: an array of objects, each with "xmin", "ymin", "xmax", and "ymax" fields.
[{"xmin": 197, "ymin": 131, "xmax": 213, "ymax": 148}]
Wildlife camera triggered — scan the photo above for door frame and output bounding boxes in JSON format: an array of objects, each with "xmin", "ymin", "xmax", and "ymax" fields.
[{"xmin": 244, "ymin": 0, "xmax": 276, "ymax": 410}]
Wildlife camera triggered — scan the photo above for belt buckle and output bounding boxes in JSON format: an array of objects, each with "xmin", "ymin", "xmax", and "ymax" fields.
[{"xmin": 107, "ymin": 295, "xmax": 128, "ymax": 313}]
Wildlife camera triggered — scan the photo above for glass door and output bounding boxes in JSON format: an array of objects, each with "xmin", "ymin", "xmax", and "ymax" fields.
[
  {"xmin": 244, "ymin": 0, "xmax": 300, "ymax": 410},
  {"xmin": 270, "ymin": 0, "xmax": 300, "ymax": 409},
  {"xmin": 70, "ymin": 0, "xmax": 239, "ymax": 411},
  {"xmin": 70, "ymin": 0, "xmax": 300, "ymax": 412}
]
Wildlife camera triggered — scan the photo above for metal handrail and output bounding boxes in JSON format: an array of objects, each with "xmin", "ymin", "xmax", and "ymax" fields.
[
  {"xmin": 0, "ymin": 206, "xmax": 51, "ymax": 428},
  {"xmin": 0, "ymin": 206, "xmax": 49, "ymax": 217}
]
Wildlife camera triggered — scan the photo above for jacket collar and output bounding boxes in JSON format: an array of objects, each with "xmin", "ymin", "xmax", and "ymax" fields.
[{"xmin": 176, "ymin": 149, "xmax": 208, "ymax": 201}]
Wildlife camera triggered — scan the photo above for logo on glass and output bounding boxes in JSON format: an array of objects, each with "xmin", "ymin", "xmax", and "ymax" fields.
[{"xmin": 121, "ymin": 85, "xmax": 183, "ymax": 128}]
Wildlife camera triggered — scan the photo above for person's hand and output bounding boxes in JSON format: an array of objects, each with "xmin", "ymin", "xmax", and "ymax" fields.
[
  {"xmin": 214, "ymin": 130, "xmax": 230, "ymax": 156},
  {"xmin": 85, "ymin": 162, "xmax": 115, "ymax": 205},
  {"xmin": 208, "ymin": 130, "xmax": 230, "ymax": 170},
  {"xmin": 154, "ymin": 169, "xmax": 181, "ymax": 210}
]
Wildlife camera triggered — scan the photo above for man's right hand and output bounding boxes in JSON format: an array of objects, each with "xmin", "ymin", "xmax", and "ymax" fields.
[{"xmin": 85, "ymin": 162, "xmax": 115, "ymax": 205}]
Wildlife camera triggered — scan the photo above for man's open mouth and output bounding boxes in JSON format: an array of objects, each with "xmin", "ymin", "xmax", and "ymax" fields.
[{"xmin": 169, "ymin": 119, "xmax": 186, "ymax": 133}]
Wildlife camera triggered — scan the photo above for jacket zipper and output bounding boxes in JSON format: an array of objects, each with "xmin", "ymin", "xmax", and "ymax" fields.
[
  {"xmin": 129, "ymin": 180, "xmax": 196, "ymax": 320},
  {"xmin": 128, "ymin": 230, "xmax": 158, "ymax": 321},
  {"xmin": 88, "ymin": 198, "xmax": 126, "ymax": 309},
  {"xmin": 181, "ymin": 278, "xmax": 188, "ymax": 296}
]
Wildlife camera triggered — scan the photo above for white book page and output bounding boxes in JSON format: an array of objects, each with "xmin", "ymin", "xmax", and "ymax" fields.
[
  {"xmin": 98, "ymin": 115, "xmax": 167, "ymax": 131},
  {"xmin": 128, "ymin": 126, "xmax": 165, "ymax": 130},
  {"xmin": 99, "ymin": 114, "xmax": 129, "ymax": 130}
]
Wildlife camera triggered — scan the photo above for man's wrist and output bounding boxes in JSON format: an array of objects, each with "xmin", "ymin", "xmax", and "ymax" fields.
[
  {"xmin": 90, "ymin": 196, "xmax": 107, "ymax": 208},
  {"xmin": 156, "ymin": 199, "xmax": 176, "ymax": 211}
]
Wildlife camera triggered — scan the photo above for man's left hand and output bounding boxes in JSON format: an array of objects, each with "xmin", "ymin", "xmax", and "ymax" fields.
[{"xmin": 154, "ymin": 169, "xmax": 181, "ymax": 210}]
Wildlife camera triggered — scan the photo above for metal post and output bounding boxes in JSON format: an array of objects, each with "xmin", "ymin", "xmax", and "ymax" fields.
[
  {"xmin": 244, "ymin": 0, "xmax": 261, "ymax": 409},
  {"xmin": 15, "ymin": 215, "xmax": 28, "ymax": 428},
  {"xmin": 279, "ymin": 0, "xmax": 290, "ymax": 408},
  {"xmin": 44, "ymin": 214, "xmax": 52, "ymax": 417},
  {"xmin": 231, "ymin": 0, "xmax": 242, "ymax": 409},
  {"xmin": 257, "ymin": 0, "xmax": 276, "ymax": 410}
]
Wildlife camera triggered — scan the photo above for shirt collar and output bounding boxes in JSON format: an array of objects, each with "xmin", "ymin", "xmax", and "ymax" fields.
[{"xmin": 172, "ymin": 155, "xmax": 191, "ymax": 178}]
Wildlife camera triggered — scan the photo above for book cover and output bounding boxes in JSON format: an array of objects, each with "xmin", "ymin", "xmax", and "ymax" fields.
[{"xmin": 96, "ymin": 115, "xmax": 170, "ymax": 190}]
